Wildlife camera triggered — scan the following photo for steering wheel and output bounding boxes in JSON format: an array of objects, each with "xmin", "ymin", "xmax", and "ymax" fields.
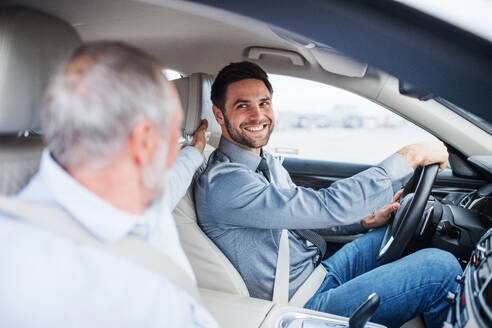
[{"xmin": 376, "ymin": 163, "xmax": 439, "ymax": 265}]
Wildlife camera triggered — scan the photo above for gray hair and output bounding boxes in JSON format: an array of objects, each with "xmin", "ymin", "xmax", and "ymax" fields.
[{"xmin": 41, "ymin": 41, "xmax": 177, "ymax": 168}]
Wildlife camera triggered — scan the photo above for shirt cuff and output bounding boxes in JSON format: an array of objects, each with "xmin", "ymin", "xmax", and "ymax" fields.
[
  {"xmin": 181, "ymin": 146, "xmax": 205, "ymax": 170},
  {"xmin": 343, "ymin": 222, "xmax": 366, "ymax": 234},
  {"xmin": 377, "ymin": 153, "xmax": 414, "ymax": 194},
  {"xmin": 315, "ymin": 222, "xmax": 365, "ymax": 236}
]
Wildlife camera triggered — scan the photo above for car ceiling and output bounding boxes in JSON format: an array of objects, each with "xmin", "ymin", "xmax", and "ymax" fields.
[
  {"xmin": 1, "ymin": 0, "xmax": 319, "ymax": 76},
  {"xmin": 2, "ymin": 0, "xmax": 491, "ymax": 126}
]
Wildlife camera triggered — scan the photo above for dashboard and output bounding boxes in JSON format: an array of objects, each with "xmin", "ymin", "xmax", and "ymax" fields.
[{"xmin": 428, "ymin": 183, "xmax": 492, "ymax": 265}]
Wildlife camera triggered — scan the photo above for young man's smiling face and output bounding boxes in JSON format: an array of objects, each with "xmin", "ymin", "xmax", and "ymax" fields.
[{"xmin": 213, "ymin": 78, "xmax": 274, "ymax": 155}]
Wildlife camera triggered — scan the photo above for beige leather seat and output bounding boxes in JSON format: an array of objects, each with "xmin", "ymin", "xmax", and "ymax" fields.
[
  {"xmin": 173, "ymin": 187, "xmax": 249, "ymax": 296},
  {"xmin": 0, "ymin": 8, "xmax": 81, "ymax": 195},
  {"xmin": 173, "ymin": 73, "xmax": 250, "ymax": 296},
  {"xmin": 173, "ymin": 73, "xmax": 223, "ymax": 148}
]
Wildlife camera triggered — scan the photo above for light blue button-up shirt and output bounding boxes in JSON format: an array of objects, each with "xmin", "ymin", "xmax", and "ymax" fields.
[
  {"xmin": 0, "ymin": 148, "xmax": 217, "ymax": 327},
  {"xmin": 195, "ymin": 138, "xmax": 413, "ymax": 301}
]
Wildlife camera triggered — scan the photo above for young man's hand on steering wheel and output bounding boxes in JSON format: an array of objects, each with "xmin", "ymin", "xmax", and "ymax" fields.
[
  {"xmin": 397, "ymin": 141, "xmax": 449, "ymax": 172},
  {"xmin": 361, "ymin": 189, "xmax": 403, "ymax": 230}
]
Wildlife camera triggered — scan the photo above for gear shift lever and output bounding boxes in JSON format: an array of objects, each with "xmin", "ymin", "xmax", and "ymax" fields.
[{"xmin": 349, "ymin": 293, "xmax": 380, "ymax": 328}]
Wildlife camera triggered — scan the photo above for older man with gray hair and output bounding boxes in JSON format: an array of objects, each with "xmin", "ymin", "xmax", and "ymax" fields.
[{"xmin": 0, "ymin": 41, "xmax": 217, "ymax": 327}]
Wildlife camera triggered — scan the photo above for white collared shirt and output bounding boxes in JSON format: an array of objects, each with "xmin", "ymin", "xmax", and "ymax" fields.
[
  {"xmin": 167, "ymin": 146, "xmax": 205, "ymax": 211},
  {"xmin": 0, "ymin": 149, "xmax": 216, "ymax": 327}
]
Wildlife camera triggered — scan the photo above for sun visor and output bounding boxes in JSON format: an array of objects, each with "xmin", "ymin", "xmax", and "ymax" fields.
[{"xmin": 310, "ymin": 48, "xmax": 368, "ymax": 77}]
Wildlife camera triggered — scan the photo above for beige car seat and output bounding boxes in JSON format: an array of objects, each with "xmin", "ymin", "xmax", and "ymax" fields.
[
  {"xmin": 173, "ymin": 73, "xmax": 250, "ymax": 296},
  {"xmin": 0, "ymin": 7, "xmax": 81, "ymax": 195}
]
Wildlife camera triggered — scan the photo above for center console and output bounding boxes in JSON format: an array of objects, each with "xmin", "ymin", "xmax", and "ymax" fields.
[{"xmin": 200, "ymin": 288, "xmax": 385, "ymax": 328}]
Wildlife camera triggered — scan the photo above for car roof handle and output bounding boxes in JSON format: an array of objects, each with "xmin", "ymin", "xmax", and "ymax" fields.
[{"xmin": 247, "ymin": 47, "xmax": 305, "ymax": 66}]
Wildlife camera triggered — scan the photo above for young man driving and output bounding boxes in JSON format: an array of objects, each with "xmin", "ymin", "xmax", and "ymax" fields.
[{"xmin": 194, "ymin": 61, "xmax": 461, "ymax": 328}]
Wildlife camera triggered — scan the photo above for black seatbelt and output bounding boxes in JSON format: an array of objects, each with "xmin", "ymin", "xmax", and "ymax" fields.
[
  {"xmin": 256, "ymin": 157, "xmax": 327, "ymax": 264},
  {"xmin": 292, "ymin": 229, "xmax": 327, "ymax": 263}
]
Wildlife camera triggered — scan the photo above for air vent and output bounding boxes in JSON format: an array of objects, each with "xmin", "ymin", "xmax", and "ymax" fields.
[{"xmin": 460, "ymin": 194, "xmax": 472, "ymax": 208}]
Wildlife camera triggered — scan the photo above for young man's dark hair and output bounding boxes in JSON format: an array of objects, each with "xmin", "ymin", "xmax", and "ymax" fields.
[{"xmin": 211, "ymin": 61, "xmax": 273, "ymax": 111}]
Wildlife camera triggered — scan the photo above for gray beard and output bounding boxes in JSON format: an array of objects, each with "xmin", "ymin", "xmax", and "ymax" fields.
[{"xmin": 142, "ymin": 141, "xmax": 169, "ymax": 206}]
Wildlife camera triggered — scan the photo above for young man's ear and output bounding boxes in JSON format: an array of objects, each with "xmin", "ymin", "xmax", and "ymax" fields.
[
  {"xmin": 129, "ymin": 119, "xmax": 159, "ymax": 167},
  {"xmin": 212, "ymin": 105, "xmax": 225, "ymax": 126}
]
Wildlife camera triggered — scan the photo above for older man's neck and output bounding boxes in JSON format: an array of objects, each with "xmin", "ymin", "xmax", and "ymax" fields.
[{"xmin": 67, "ymin": 158, "xmax": 147, "ymax": 214}]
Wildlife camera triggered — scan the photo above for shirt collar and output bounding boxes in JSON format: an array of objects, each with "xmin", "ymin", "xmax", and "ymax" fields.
[
  {"xmin": 217, "ymin": 137, "xmax": 263, "ymax": 171},
  {"xmin": 39, "ymin": 149, "xmax": 149, "ymax": 243}
]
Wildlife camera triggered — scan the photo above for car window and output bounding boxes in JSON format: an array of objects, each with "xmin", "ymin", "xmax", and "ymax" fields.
[
  {"xmin": 163, "ymin": 69, "xmax": 183, "ymax": 81},
  {"xmin": 265, "ymin": 74, "xmax": 436, "ymax": 164}
]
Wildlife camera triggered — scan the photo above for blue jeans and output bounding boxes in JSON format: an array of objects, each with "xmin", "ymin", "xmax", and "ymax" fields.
[{"xmin": 304, "ymin": 228, "xmax": 462, "ymax": 328}]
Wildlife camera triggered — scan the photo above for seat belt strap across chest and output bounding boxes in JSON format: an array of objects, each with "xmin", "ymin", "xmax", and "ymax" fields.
[
  {"xmin": 257, "ymin": 157, "xmax": 327, "ymax": 264},
  {"xmin": 273, "ymin": 229, "xmax": 328, "ymax": 307},
  {"xmin": 0, "ymin": 196, "xmax": 201, "ymax": 302},
  {"xmin": 272, "ymin": 229, "xmax": 290, "ymax": 304}
]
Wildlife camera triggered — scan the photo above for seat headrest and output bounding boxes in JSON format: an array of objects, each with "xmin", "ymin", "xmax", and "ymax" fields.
[
  {"xmin": 174, "ymin": 73, "xmax": 222, "ymax": 147},
  {"xmin": 0, "ymin": 8, "xmax": 81, "ymax": 133}
]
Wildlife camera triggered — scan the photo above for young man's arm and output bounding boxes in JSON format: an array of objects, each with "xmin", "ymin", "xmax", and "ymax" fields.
[
  {"xmin": 196, "ymin": 153, "xmax": 410, "ymax": 230},
  {"xmin": 196, "ymin": 140, "xmax": 447, "ymax": 231}
]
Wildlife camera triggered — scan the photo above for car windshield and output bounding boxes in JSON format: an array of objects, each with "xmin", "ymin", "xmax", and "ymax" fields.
[
  {"xmin": 395, "ymin": 0, "xmax": 492, "ymax": 42},
  {"xmin": 435, "ymin": 97, "xmax": 492, "ymax": 135}
]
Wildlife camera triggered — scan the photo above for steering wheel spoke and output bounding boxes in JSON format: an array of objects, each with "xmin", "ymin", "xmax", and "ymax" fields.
[{"xmin": 378, "ymin": 235, "xmax": 394, "ymax": 257}]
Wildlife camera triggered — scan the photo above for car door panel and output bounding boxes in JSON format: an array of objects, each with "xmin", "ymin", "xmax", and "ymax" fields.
[{"xmin": 283, "ymin": 157, "xmax": 486, "ymax": 198}]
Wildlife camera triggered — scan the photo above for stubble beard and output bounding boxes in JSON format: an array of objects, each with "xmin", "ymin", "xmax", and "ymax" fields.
[{"xmin": 223, "ymin": 114, "xmax": 274, "ymax": 150}]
